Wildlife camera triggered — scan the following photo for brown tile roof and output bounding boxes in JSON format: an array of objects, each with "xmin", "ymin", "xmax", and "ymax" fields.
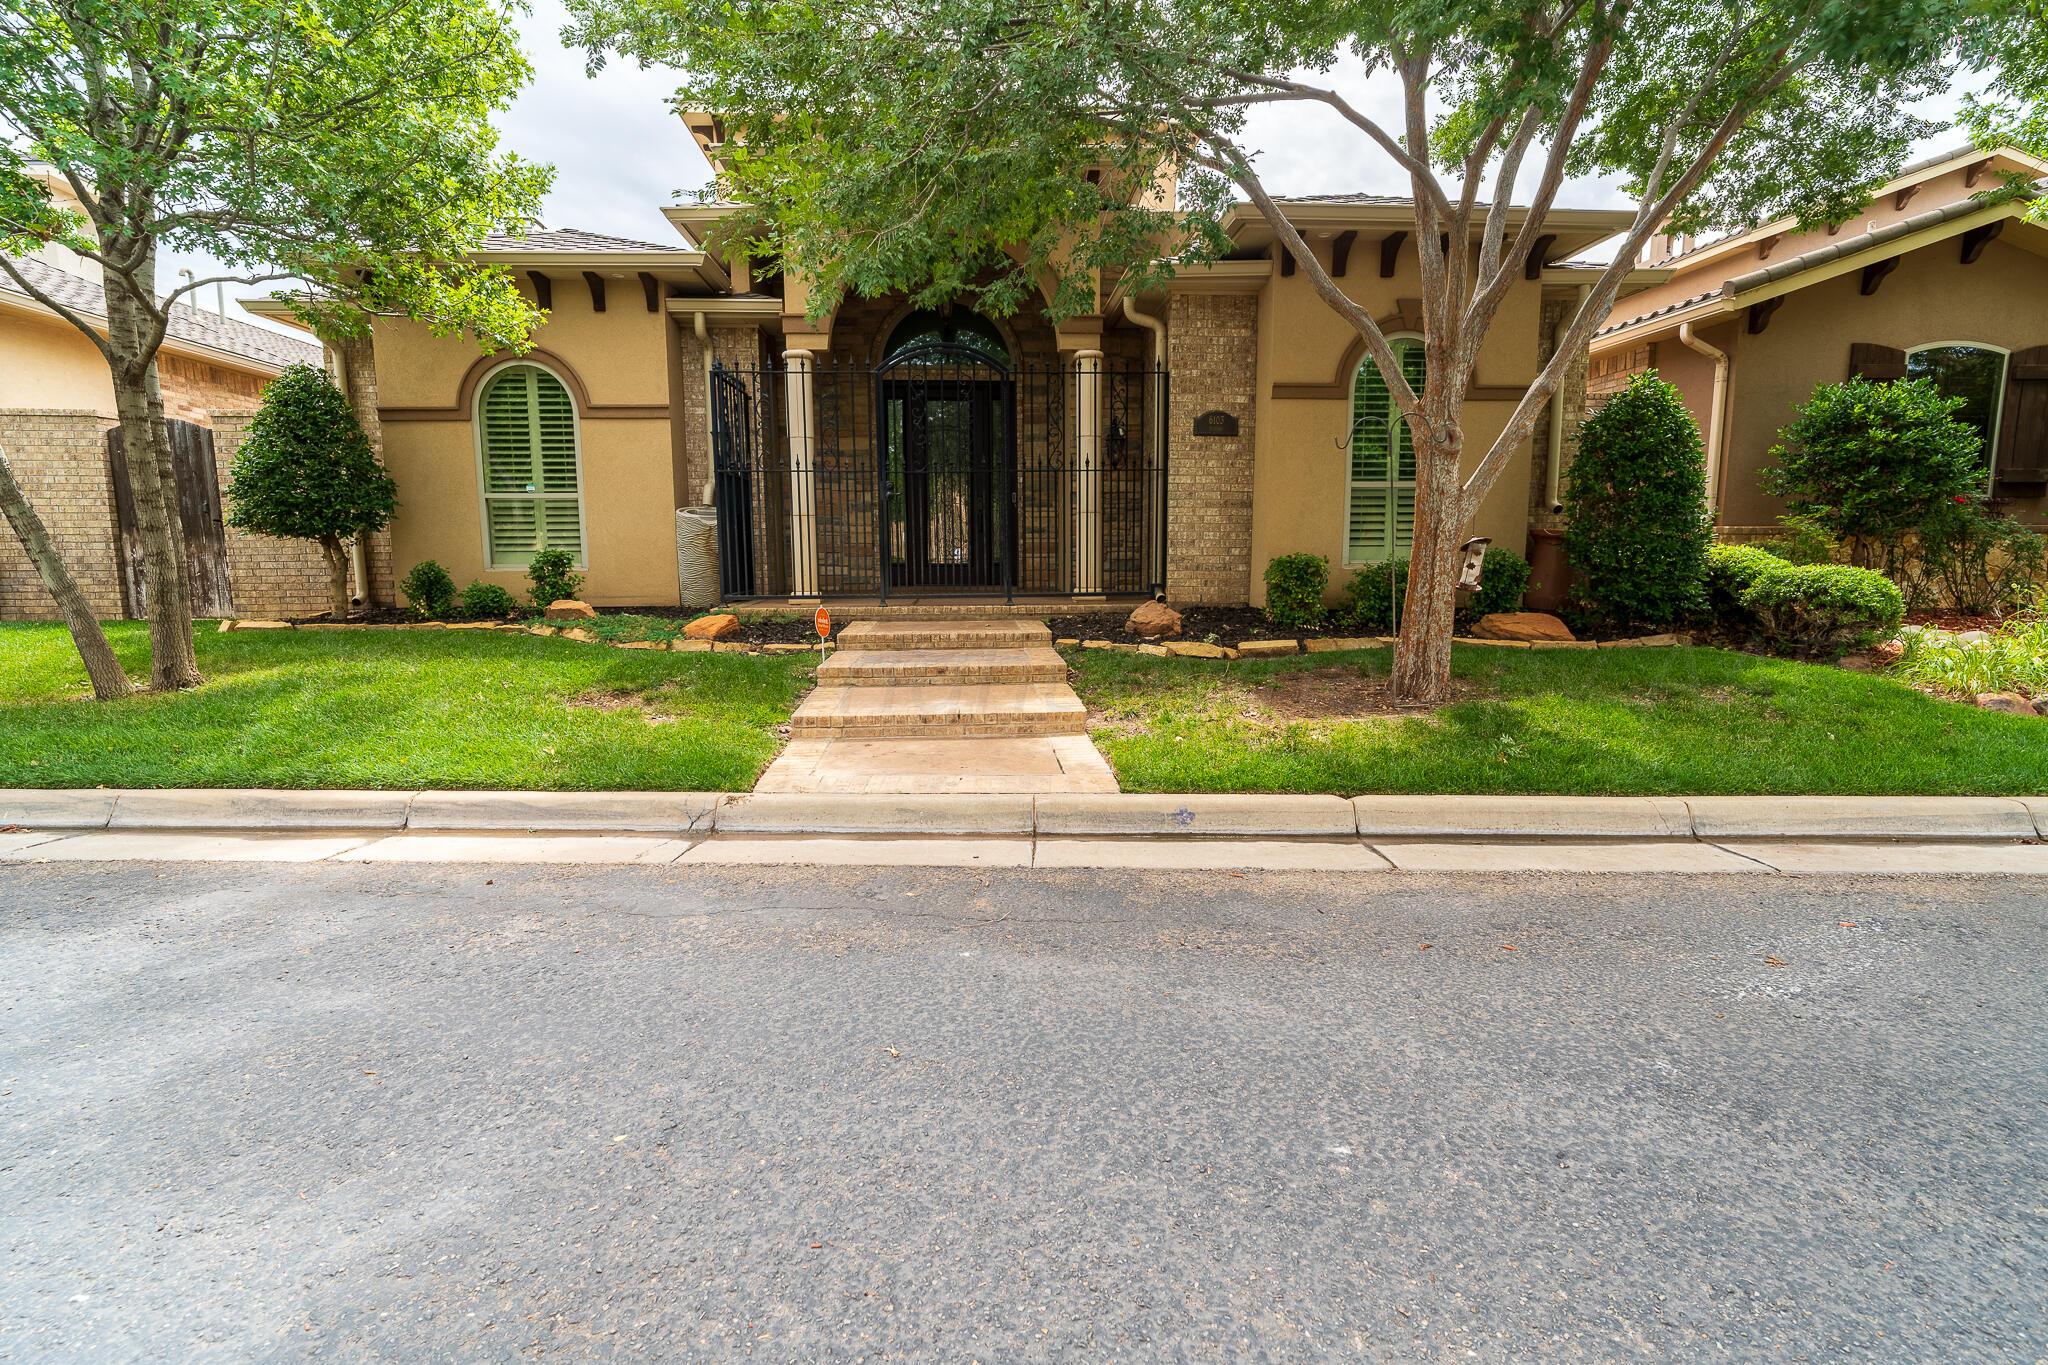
[
  {"xmin": 477, "ymin": 226, "xmax": 678, "ymax": 254},
  {"xmin": 0, "ymin": 254, "xmax": 321, "ymax": 372}
]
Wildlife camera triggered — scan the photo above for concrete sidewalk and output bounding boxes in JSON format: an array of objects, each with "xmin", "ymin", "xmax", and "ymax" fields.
[{"xmin": 4, "ymin": 788, "xmax": 2045, "ymax": 873}]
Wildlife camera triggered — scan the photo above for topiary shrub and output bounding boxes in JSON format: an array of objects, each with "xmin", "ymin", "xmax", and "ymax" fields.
[
  {"xmin": 1763, "ymin": 377, "xmax": 1985, "ymax": 574},
  {"xmin": 399, "ymin": 560, "xmax": 457, "ymax": 621},
  {"xmin": 1707, "ymin": 543, "xmax": 1903, "ymax": 658},
  {"xmin": 1263, "ymin": 553, "xmax": 1328, "ymax": 630},
  {"xmin": 1339, "ymin": 560, "xmax": 1405, "ymax": 632},
  {"xmin": 459, "ymin": 581, "xmax": 518, "ymax": 621},
  {"xmin": 1563, "ymin": 370, "xmax": 1712, "ymax": 631},
  {"xmin": 225, "ymin": 363, "xmax": 397, "ymax": 621},
  {"xmin": 526, "ymin": 547, "xmax": 584, "ymax": 610}
]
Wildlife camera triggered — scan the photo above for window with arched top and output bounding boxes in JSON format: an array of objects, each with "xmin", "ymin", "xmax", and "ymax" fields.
[
  {"xmin": 476, "ymin": 363, "xmax": 585, "ymax": 568},
  {"xmin": 1348, "ymin": 338, "xmax": 1426, "ymax": 564},
  {"xmin": 1904, "ymin": 343, "xmax": 2008, "ymax": 486}
]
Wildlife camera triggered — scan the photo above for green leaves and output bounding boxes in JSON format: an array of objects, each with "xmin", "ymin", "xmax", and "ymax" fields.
[
  {"xmin": 227, "ymin": 363, "xmax": 396, "ymax": 544},
  {"xmin": 1565, "ymin": 371, "xmax": 1713, "ymax": 631},
  {"xmin": 1764, "ymin": 377, "xmax": 1988, "ymax": 548}
]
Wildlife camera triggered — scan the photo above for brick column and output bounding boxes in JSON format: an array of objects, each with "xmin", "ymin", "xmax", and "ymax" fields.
[{"xmin": 1164, "ymin": 293, "xmax": 1258, "ymax": 605}]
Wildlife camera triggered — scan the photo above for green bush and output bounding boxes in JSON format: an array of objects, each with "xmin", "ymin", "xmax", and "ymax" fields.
[
  {"xmin": 527, "ymin": 547, "xmax": 584, "ymax": 610},
  {"xmin": 1763, "ymin": 377, "xmax": 1985, "ymax": 573},
  {"xmin": 1466, "ymin": 547, "xmax": 1531, "ymax": 619},
  {"xmin": 459, "ymin": 581, "xmax": 518, "ymax": 621},
  {"xmin": 1563, "ymin": 371, "xmax": 1712, "ymax": 631},
  {"xmin": 1707, "ymin": 543, "xmax": 1903, "ymax": 657},
  {"xmin": 1750, "ymin": 518, "xmax": 1840, "ymax": 566},
  {"xmin": 1339, "ymin": 560, "xmax": 1405, "ymax": 632},
  {"xmin": 1263, "ymin": 553, "xmax": 1329, "ymax": 630},
  {"xmin": 399, "ymin": 560, "xmax": 457, "ymax": 621},
  {"xmin": 1907, "ymin": 501, "xmax": 2047, "ymax": 617},
  {"xmin": 1894, "ymin": 597, "xmax": 2048, "ymax": 699}
]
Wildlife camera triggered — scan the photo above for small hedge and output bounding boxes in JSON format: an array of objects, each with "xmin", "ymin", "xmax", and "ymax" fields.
[
  {"xmin": 459, "ymin": 581, "xmax": 519, "ymax": 621},
  {"xmin": 527, "ymin": 547, "xmax": 584, "ymax": 611},
  {"xmin": 400, "ymin": 560, "xmax": 457, "ymax": 621},
  {"xmin": 1263, "ymin": 553, "xmax": 1329, "ymax": 629},
  {"xmin": 1340, "ymin": 547, "xmax": 1529, "ymax": 632},
  {"xmin": 1708, "ymin": 543, "xmax": 1903, "ymax": 657}
]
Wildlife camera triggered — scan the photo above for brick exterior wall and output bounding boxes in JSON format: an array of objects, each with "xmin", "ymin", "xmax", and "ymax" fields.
[
  {"xmin": 210, "ymin": 411, "xmax": 342, "ymax": 619},
  {"xmin": 158, "ymin": 353, "xmax": 269, "ymax": 426},
  {"xmin": 1588, "ymin": 342, "xmax": 1652, "ymax": 399},
  {"xmin": 0, "ymin": 409, "xmax": 125, "ymax": 621},
  {"xmin": 1164, "ymin": 292, "xmax": 1257, "ymax": 604}
]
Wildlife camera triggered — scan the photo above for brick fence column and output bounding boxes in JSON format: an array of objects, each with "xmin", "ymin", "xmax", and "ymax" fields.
[{"xmin": 1164, "ymin": 292, "xmax": 1258, "ymax": 605}]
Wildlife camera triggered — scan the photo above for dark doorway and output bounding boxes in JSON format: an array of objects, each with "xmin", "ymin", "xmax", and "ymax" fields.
[{"xmin": 878, "ymin": 316, "xmax": 1013, "ymax": 593}]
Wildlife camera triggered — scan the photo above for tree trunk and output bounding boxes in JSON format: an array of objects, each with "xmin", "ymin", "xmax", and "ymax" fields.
[
  {"xmin": 319, "ymin": 535, "xmax": 352, "ymax": 620},
  {"xmin": 0, "ymin": 441, "xmax": 134, "ymax": 700},
  {"xmin": 1391, "ymin": 427, "xmax": 1466, "ymax": 704},
  {"xmin": 333, "ymin": 332, "xmax": 391, "ymax": 607},
  {"xmin": 102, "ymin": 257, "xmax": 201, "ymax": 690}
]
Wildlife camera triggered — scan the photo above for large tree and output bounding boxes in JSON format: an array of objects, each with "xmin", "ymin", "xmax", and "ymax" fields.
[
  {"xmin": 567, "ymin": 0, "xmax": 2034, "ymax": 701},
  {"xmin": 0, "ymin": 0, "xmax": 549, "ymax": 693}
]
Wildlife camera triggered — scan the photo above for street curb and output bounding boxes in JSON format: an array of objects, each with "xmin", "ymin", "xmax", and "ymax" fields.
[{"xmin": 3, "ymin": 790, "xmax": 2043, "ymax": 842}]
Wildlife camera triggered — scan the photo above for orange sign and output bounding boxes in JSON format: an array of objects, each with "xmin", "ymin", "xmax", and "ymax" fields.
[{"xmin": 814, "ymin": 607, "xmax": 831, "ymax": 640}]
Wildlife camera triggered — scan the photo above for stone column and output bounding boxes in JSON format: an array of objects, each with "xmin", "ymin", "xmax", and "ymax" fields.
[
  {"xmin": 782, "ymin": 348, "xmax": 821, "ymax": 598},
  {"xmin": 1072, "ymin": 348, "xmax": 1105, "ymax": 596}
]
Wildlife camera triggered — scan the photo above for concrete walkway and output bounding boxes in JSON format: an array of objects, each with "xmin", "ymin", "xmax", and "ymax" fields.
[{"xmin": 759, "ymin": 619, "xmax": 1118, "ymax": 794}]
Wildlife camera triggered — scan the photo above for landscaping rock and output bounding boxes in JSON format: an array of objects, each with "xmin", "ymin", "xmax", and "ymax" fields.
[
  {"xmin": 1165, "ymin": 641, "xmax": 1236, "ymax": 660},
  {"xmin": 1137, "ymin": 643, "xmax": 1170, "ymax": 657},
  {"xmin": 763, "ymin": 643, "xmax": 817, "ymax": 654},
  {"xmin": 1083, "ymin": 639, "xmax": 1137, "ymax": 653},
  {"xmin": 1977, "ymin": 691, "xmax": 2034, "ymax": 715},
  {"xmin": 526, "ymin": 625, "xmax": 557, "ymax": 637},
  {"xmin": 712, "ymin": 640, "xmax": 754, "ymax": 653},
  {"xmin": 1125, "ymin": 600, "xmax": 1184, "ymax": 639},
  {"xmin": 1472, "ymin": 611, "xmax": 1574, "ymax": 642},
  {"xmin": 1600, "ymin": 633, "xmax": 1683, "ymax": 649},
  {"xmin": 684, "ymin": 612, "xmax": 741, "ymax": 641},
  {"xmin": 560, "ymin": 627, "xmax": 597, "ymax": 644},
  {"xmin": 1531, "ymin": 640, "xmax": 1599, "ymax": 651},
  {"xmin": 1457, "ymin": 637, "xmax": 1531, "ymax": 649},
  {"xmin": 231, "ymin": 619, "xmax": 292, "ymax": 631},
  {"xmin": 544, "ymin": 600, "xmax": 597, "ymax": 621},
  {"xmin": 1055, "ymin": 637, "xmax": 1081, "ymax": 648},
  {"xmin": 2036, "ymin": 698, "xmax": 2048, "ymax": 717},
  {"xmin": 1955, "ymin": 630, "xmax": 1991, "ymax": 644},
  {"xmin": 616, "ymin": 640, "xmax": 666, "ymax": 650},
  {"xmin": 1305, "ymin": 637, "xmax": 1386, "ymax": 652},
  {"xmin": 671, "ymin": 640, "xmax": 712, "ymax": 653},
  {"xmin": 1236, "ymin": 639, "xmax": 1300, "ymax": 657}
]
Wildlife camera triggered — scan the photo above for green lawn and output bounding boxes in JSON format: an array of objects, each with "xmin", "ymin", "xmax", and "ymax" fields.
[
  {"xmin": 1071, "ymin": 644, "xmax": 2048, "ymax": 796},
  {"xmin": 0, "ymin": 623, "xmax": 813, "ymax": 791}
]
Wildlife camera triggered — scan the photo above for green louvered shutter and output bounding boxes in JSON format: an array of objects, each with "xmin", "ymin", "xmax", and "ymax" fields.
[
  {"xmin": 480, "ymin": 366, "xmax": 584, "ymax": 567},
  {"xmin": 1347, "ymin": 340, "xmax": 1425, "ymax": 563}
]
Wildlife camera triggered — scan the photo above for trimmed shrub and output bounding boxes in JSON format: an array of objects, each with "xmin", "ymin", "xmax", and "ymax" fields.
[
  {"xmin": 1339, "ymin": 560, "xmax": 1405, "ymax": 632},
  {"xmin": 1708, "ymin": 543, "xmax": 1903, "ymax": 658},
  {"xmin": 1263, "ymin": 553, "xmax": 1329, "ymax": 629},
  {"xmin": 1763, "ymin": 377, "xmax": 1985, "ymax": 573},
  {"xmin": 1908, "ymin": 501, "xmax": 2047, "ymax": 617},
  {"xmin": 1466, "ymin": 547, "xmax": 1531, "ymax": 619},
  {"xmin": 459, "ymin": 581, "xmax": 518, "ymax": 621},
  {"xmin": 1563, "ymin": 371, "xmax": 1712, "ymax": 631},
  {"xmin": 527, "ymin": 547, "xmax": 584, "ymax": 610},
  {"xmin": 400, "ymin": 560, "xmax": 457, "ymax": 621}
]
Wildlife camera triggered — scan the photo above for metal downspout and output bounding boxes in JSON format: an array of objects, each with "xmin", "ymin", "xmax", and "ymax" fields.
[{"xmin": 1677, "ymin": 321, "xmax": 1729, "ymax": 513}]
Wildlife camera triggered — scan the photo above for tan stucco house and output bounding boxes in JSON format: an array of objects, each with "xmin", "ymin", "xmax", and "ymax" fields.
[
  {"xmin": 294, "ymin": 115, "xmax": 1645, "ymax": 612},
  {"xmin": 1592, "ymin": 145, "xmax": 2048, "ymax": 538}
]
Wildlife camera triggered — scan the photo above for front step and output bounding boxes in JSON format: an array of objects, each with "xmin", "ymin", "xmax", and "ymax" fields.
[
  {"xmin": 789, "ymin": 682, "xmax": 1087, "ymax": 738},
  {"xmin": 818, "ymin": 646, "xmax": 1068, "ymax": 687},
  {"xmin": 835, "ymin": 619, "xmax": 1052, "ymax": 652}
]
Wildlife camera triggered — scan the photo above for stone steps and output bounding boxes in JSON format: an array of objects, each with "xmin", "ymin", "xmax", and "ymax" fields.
[
  {"xmin": 788, "ymin": 683, "xmax": 1088, "ymax": 738},
  {"xmin": 834, "ymin": 619, "xmax": 1052, "ymax": 652},
  {"xmin": 818, "ymin": 646, "xmax": 1068, "ymax": 687}
]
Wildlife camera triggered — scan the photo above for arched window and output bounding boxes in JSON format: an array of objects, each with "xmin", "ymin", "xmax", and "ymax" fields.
[
  {"xmin": 1348, "ymin": 338, "xmax": 1426, "ymax": 564},
  {"xmin": 1905, "ymin": 343, "xmax": 2009, "ymax": 484},
  {"xmin": 476, "ymin": 363, "xmax": 585, "ymax": 568},
  {"xmin": 881, "ymin": 309, "xmax": 1009, "ymax": 367}
]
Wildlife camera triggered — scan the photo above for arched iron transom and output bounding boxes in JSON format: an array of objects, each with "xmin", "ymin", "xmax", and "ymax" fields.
[{"xmin": 881, "ymin": 309, "xmax": 1010, "ymax": 370}]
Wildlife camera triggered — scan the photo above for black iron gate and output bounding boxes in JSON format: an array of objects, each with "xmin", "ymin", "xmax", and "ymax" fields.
[{"xmin": 709, "ymin": 351, "xmax": 1167, "ymax": 602}]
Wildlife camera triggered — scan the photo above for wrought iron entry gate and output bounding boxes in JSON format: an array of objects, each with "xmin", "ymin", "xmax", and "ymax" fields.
[{"xmin": 709, "ymin": 351, "xmax": 1167, "ymax": 602}]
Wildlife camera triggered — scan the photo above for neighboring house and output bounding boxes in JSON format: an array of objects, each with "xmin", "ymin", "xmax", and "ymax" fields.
[
  {"xmin": 286, "ymin": 114, "xmax": 1653, "ymax": 610},
  {"xmin": 1591, "ymin": 145, "xmax": 2048, "ymax": 539},
  {"xmin": 0, "ymin": 169, "xmax": 330, "ymax": 622}
]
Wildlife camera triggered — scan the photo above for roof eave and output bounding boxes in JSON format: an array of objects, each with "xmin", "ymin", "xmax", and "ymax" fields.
[{"xmin": 0, "ymin": 289, "xmax": 305, "ymax": 375}]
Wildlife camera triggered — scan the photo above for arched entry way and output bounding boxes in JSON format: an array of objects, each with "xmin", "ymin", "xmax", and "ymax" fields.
[{"xmin": 877, "ymin": 310, "xmax": 1013, "ymax": 590}]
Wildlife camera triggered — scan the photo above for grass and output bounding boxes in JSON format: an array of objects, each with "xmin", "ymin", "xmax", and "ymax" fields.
[
  {"xmin": 1893, "ymin": 608, "xmax": 2048, "ymax": 699},
  {"xmin": 0, "ymin": 622, "xmax": 814, "ymax": 791},
  {"xmin": 1071, "ymin": 643, "xmax": 2048, "ymax": 796}
]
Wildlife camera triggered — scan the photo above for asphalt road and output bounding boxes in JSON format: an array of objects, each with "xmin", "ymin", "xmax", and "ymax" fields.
[{"xmin": 2, "ymin": 862, "xmax": 2044, "ymax": 1362}]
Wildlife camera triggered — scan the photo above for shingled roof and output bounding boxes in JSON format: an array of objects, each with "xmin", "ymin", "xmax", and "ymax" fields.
[
  {"xmin": 0, "ymin": 255, "xmax": 322, "ymax": 373},
  {"xmin": 477, "ymin": 226, "xmax": 677, "ymax": 254}
]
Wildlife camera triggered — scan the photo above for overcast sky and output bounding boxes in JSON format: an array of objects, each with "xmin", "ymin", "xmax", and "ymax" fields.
[{"xmin": 200, "ymin": 0, "xmax": 1975, "ymax": 331}]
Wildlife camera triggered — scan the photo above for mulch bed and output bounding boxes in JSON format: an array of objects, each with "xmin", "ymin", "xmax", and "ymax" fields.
[{"xmin": 1045, "ymin": 605, "xmax": 1371, "ymax": 645}]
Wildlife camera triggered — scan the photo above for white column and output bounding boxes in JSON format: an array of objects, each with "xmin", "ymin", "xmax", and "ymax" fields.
[
  {"xmin": 782, "ymin": 348, "xmax": 821, "ymax": 598},
  {"xmin": 1073, "ymin": 348, "xmax": 1104, "ymax": 596}
]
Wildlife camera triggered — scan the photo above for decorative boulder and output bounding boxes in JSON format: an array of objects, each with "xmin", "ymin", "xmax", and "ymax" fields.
[
  {"xmin": 1472, "ymin": 611, "xmax": 1576, "ymax": 643},
  {"xmin": 544, "ymin": 599, "xmax": 597, "ymax": 621},
  {"xmin": 1126, "ymin": 600, "xmax": 1184, "ymax": 639},
  {"xmin": 1976, "ymin": 692, "xmax": 2034, "ymax": 715},
  {"xmin": 683, "ymin": 612, "xmax": 741, "ymax": 641}
]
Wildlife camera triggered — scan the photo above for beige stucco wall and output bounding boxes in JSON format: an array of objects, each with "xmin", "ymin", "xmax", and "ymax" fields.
[
  {"xmin": 374, "ymin": 276, "xmax": 687, "ymax": 607},
  {"xmin": 1680, "ymin": 236, "xmax": 2048, "ymax": 529},
  {"xmin": 0, "ymin": 311, "xmax": 117, "ymax": 415},
  {"xmin": 1246, "ymin": 259, "xmax": 1543, "ymax": 605}
]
